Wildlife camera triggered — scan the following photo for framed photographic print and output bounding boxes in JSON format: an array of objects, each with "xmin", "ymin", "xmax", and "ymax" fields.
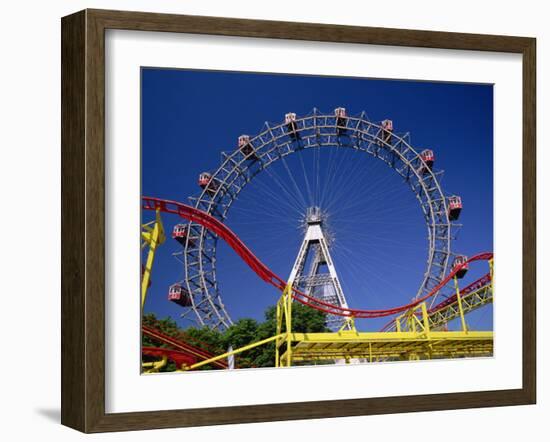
[{"xmin": 61, "ymin": 9, "xmax": 536, "ymax": 433}]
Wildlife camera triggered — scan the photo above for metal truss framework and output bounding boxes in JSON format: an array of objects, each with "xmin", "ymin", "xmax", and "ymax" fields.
[
  {"xmin": 178, "ymin": 109, "xmax": 461, "ymax": 330},
  {"xmin": 283, "ymin": 331, "xmax": 493, "ymax": 363},
  {"xmin": 181, "ymin": 283, "xmax": 493, "ymax": 371},
  {"xmin": 275, "ymin": 284, "xmax": 493, "ymax": 366},
  {"xmin": 384, "ymin": 262, "xmax": 494, "ymax": 333},
  {"xmin": 287, "ymin": 207, "xmax": 349, "ymax": 330},
  {"xmin": 427, "ymin": 279, "xmax": 493, "ymax": 330}
]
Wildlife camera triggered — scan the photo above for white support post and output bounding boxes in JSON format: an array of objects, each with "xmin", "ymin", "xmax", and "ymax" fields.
[{"xmin": 287, "ymin": 207, "xmax": 350, "ymax": 330}]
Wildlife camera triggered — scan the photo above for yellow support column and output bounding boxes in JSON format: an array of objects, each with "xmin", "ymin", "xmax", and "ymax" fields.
[
  {"xmin": 186, "ymin": 334, "xmax": 283, "ymax": 371},
  {"xmin": 421, "ymin": 302, "xmax": 434, "ymax": 359},
  {"xmin": 275, "ymin": 284, "xmax": 293, "ymax": 367},
  {"xmin": 275, "ymin": 300, "xmax": 281, "ymax": 368},
  {"xmin": 395, "ymin": 318, "xmax": 401, "ymax": 333},
  {"xmin": 453, "ymin": 276, "xmax": 468, "ymax": 333},
  {"xmin": 421, "ymin": 302, "xmax": 430, "ymax": 336},
  {"xmin": 141, "ymin": 209, "xmax": 165, "ymax": 309},
  {"xmin": 408, "ymin": 311, "xmax": 417, "ymax": 333},
  {"xmin": 285, "ymin": 285, "xmax": 293, "ymax": 367}
]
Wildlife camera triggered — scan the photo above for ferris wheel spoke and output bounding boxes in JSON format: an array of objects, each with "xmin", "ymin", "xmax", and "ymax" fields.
[
  {"xmin": 258, "ymin": 162, "xmax": 305, "ymax": 211},
  {"xmin": 295, "ymin": 148, "xmax": 314, "ymax": 207},
  {"xmin": 324, "ymin": 161, "xmax": 399, "ymax": 214},
  {"xmin": 319, "ymin": 147, "xmax": 359, "ymax": 209},
  {"xmin": 257, "ymin": 168, "xmax": 306, "ymax": 215},
  {"xmin": 337, "ymin": 248, "xmax": 415, "ymax": 301},
  {"xmin": 334, "ymin": 245, "xmax": 408, "ymax": 304},
  {"xmin": 278, "ymin": 154, "xmax": 310, "ymax": 209},
  {"xmin": 322, "ymin": 150, "xmax": 371, "ymax": 211}
]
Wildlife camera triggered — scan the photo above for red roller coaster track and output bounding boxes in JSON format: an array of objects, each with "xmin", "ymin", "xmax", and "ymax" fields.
[
  {"xmin": 142, "ymin": 325, "xmax": 229, "ymax": 369},
  {"xmin": 379, "ymin": 272, "xmax": 493, "ymax": 332},
  {"xmin": 142, "ymin": 347, "xmax": 197, "ymax": 369},
  {"xmin": 142, "ymin": 196, "xmax": 493, "ymax": 319}
]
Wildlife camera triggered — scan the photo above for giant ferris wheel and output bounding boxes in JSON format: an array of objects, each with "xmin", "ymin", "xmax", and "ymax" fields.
[{"xmin": 169, "ymin": 108, "xmax": 464, "ymax": 330}]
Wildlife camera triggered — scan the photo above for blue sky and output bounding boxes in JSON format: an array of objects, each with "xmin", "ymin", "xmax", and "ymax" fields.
[{"xmin": 141, "ymin": 68, "xmax": 493, "ymax": 332}]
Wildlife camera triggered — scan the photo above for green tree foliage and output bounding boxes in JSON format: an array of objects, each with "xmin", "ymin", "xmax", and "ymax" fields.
[
  {"xmin": 142, "ymin": 303, "xmax": 329, "ymax": 371},
  {"xmin": 141, "ymin": 313, "xmax": 180, "ymax": 371},
  {"xmin": 184, "ymin": 326, "xmax": 225, "ymax": 355},
  {"xmin": 142, "ymin": 313, "xmax": 180, "ymax": 347}
]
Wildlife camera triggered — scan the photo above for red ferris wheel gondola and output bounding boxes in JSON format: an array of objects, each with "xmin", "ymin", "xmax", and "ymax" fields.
[
  {"xmin": 452, "ymin": 255, "xmax": 469, "ymax": 279},
  {"xmin": 419, "ymin": 149, "xmax": 435, "ymax": 174},
  {"xmin": 238, "ymin": 134, "xmax": 257, "ymax": 159},
  {"xmin": 448, "ymin": 195, "xmax": 463, "ymax": 221},
  {"xmin": 198, "ymin": 172, "xmax": 219, "ymax": 196},
  {"xmin": 285, "ymin": 112, "xmax": 299, "ymax": 140},
  {"xmin": 172, "ymin": 223, "xmax": 195, "ymax": 247},
  {"xmin": 335, "ymin": 107, "xmax": 347, "ymax": 134},
  {"xmin": 381, "ymin": 119, "xmax": 393, "ymax": 144},
  {"xmin": 168, "ymin": 283, "xmax": 192, "ymax": 307}
]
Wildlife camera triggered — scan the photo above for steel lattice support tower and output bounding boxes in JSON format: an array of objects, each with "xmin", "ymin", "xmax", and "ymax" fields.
[{"xmin": 288, "ymin": 207, "xmax": 349, "ymax": 330}]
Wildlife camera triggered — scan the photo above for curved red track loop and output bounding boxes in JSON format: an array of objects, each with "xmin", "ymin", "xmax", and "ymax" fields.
[
  {"xmin": 142, "ymin": 325, "xmax": 228, "ymax": 369},
  {"xmin": 143, "ymin": 197, "xmax": 493, "ymax": 319},
  {"xmin": 142, "ymin": 346, "xmax": 197, "ymax": 368}
]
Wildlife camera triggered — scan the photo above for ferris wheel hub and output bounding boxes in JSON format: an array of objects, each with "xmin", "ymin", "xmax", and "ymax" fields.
[{"xmin": 305, "ymin": 206, "xmax": 326, "ymax": 225}]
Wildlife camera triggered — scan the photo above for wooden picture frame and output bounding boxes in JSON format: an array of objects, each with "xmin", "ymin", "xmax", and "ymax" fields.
[{"xmin": 61, "ymin": 8, "xmax": 536, "ymax": 433}]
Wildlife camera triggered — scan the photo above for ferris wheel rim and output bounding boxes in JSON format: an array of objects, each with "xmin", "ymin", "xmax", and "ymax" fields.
[{"xmin": 180, "ymin": 109, "xmax": 459, "ymax": 330}]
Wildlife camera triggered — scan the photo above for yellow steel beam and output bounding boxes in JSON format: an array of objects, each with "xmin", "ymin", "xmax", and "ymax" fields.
[
  {"xmin": 275, "ymin": 284, "xmax": 294, "ymax": 367},
  {"xmin": 176, "ymin": 279, "xmax": 494, "ymax": 372},
  {"xmin": 184, "ymin": 334, "xmax": 284, "ymax": 371},
  {"xmin": 286, "ymin": 330, "xmax": 493, "ymax": 342},
  {"xmin": 141, "ymin": 209, "xmax": 165, "ymax": 309},
  {"xmin": 276, "ymin": 296, "xmax": 282, "ymax": 367},
  {"xmin": 428, "ymin": 284, "xmax": 492, "ymax": 330},
  {"xmin": 285, "ymin": 286, "xmax": 292, "ymax": 367},
  {"xmin": 280, "ymin": 331, "xmax": 493, "ymax": 363},
  {"xmin": 339, "ymin": 316, "xmax": 357, "ymax": 332},
  {"xmin": 389, "ymin": 258, "xmax": 494, "ymax": 332},
  {"xmin": 392, "ymin": 281, "xmax": 493, "ymax": 333},
  {"xmin": 454, "ymin": 276, "xmax": 468, "ymax": 332},
  {"xmin": 288, "ymin": 346, "xmax": 493, "ymax": 362},
  {"xmin": 142, "ymin": 355, "xmax": 168, "ymax": 373}
]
